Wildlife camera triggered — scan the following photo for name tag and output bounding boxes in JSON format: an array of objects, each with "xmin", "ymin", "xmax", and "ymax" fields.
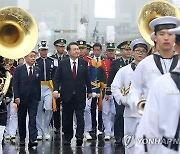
[{"xmin": 54, "ymin": 59, "xmax": 58, "ymax": 67}]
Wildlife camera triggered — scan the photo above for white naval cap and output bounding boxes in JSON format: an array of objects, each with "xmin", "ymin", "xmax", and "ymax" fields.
[
  {"xmin": 130, "ymin": 38, "xmax": 150, "ymax": 51},
  {"xmin": 168, "ymin": 27, "xmax": 180, "ymax": 35},
  {"xmin": 150, "ymin": 32, "xmax": 155, "ymax": 42},
  {"xmin": 38, "ymin": 40, "xmax": 48, "ymax": 50},
  {"xmin": 149, "ymin": 16, "xmax": 180, "ymax": 31}
]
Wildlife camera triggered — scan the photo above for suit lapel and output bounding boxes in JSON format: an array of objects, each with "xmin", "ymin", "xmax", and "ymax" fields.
[
  {"xmin": 23, "ymin": 64, "xmax": 28, "ymax": 78},
  {"xmin": 32, "ymin": 66, "xmax": 38, "ymax": 80},
  {"xmin": 67, "ymin": 58, "xmax": 74, "ymax": 80},
  {"xmin": 77, "ymin": 58, "xmax": 81, "ymax": 78}
]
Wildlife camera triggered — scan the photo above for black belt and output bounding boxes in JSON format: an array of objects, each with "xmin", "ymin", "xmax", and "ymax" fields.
[{"xmin": 162, "ymin": 136, "xmax": 179, "ymax": 151}]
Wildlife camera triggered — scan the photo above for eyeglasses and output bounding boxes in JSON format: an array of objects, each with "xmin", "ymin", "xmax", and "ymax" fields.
[{"xmin": 134, "ymin": 49, "xmax": 147, "ymax": 54}]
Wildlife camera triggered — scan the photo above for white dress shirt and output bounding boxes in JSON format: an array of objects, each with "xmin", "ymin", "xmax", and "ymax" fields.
[
  {"xmin": 70, "ymin": 58, "xmax": 78, "ymax": 74},
  {"xmin": 25, "ymin": 63, "xmax": 34, "ymax": 75}
]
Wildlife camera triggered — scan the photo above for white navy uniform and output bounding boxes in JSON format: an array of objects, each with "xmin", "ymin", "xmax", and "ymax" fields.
[
  {"xmin": 135, "ymin": 68, "xmax": 180, "ymax": 154},
  {"xmin": 128, "ymin": 52, "xmax": 179, "ymax": 114},
  {"xmin": 111, "ymin": 63, "xmax": 140, "ymax": 154}
]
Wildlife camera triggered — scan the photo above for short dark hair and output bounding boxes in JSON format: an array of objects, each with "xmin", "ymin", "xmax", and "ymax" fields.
[
  {"xmin": 25, "ymin": 51, "xmax": 37, "ymax": 57},
  {"xmin": 18, "ymin": 58, "xmax": 24, "ymax": 62},
  {"xmin": 67, "ymin": 42, "xmax": 78, "ymax": 51},
  {"xmin": 93, "ymin": 43, "xmax": 102, "ymax": 50},
  {"xmin": 175, "ymin": 35, "xmax": 180, "ymax": 45}
]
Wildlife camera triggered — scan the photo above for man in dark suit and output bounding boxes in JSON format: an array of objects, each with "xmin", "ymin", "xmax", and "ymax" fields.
[
  {"xmin": 13, "ymin": 51, "xmax": 41, "ymax": 148},
  {"xmin": 53, "ymin": 42, "xmax": 92, "ymax": 146}
]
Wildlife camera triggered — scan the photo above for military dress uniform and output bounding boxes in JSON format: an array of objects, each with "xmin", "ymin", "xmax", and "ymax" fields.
[
  {"xmin": 4, "ymin": 66, "xmax": 17, "ymax": 140},
  {"xmin": 0, "ymin": 60, "xmax": 13, "ymax": 149},
  {"xmin": 134, "ymin": 21, "xmax": 180, "ymax": 154},
  {"xmin": 83, "ymin": 55, "xmax": 97, "ymax": 139},
  {"xmin": 96, "ymin": 43, "xmax": 116, "ymax": 139},
  {"xmin": 50, "ymin": 38, "xmax": 69, "ymax": 134},
  {"xmin": 129, "ymin": 17, "xmax": 180, "ymax": 115},
  {"xmin": 135, "ymin": 25, "xmax": 180, "ymax": 154},
  {"xmin": 91, "ymin": 54, "xmax": 104, "ymax": 133},
  {"xmin": 107, "ymin": 41, "xmax": 133, "ymax": 145},
  {"xmin": 36, "ymin": 41, "xmax": 56, "ymax": 139},
  {"xmin": 76, "ymin": 40, "xmax": 97, "ymax": 140},
  {"xmin": 111, "ymin": 38, "xmax": 150, "ymax": 154},
  {"xmin": 135, "ymin": 69, "xmax": 180, "ymax": 154}
]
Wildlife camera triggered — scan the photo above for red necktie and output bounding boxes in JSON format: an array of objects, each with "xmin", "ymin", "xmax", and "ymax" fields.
[
  {"xmin": 72, "ymin": 62, "xmax": 76, "ymax": 79},
  {"xmin": 29, "ymin": 66, "xmax": 32, "ymax": 80}
]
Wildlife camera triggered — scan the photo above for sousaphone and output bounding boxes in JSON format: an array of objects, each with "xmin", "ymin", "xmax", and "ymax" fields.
[
  {"xmin": 0, "ymin": 6, "xmax": 38, "ymax": 101},
  {"xmin": 137, "ymin": 0, "xmax": 180, "ymax": 114},
  {"xmin": 138, "ymin": 0, "xmax": 180, "ymax": 46}
]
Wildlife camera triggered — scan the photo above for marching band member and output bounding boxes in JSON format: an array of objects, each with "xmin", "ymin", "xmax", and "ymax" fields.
[
  {"xmin": 36, "ymin": 41, "xmax": 56, "ymax": 140},
  {"xmin": 128, "ymin": 16, "xmax": 180, "ymax": 115},
  {"xmin": 91, "ymin": 43, "xmax": 104, "ymax": 135},
  {"xmin": 111, "ymin": 38, "xmax": 150, "ymax": 153},
  {"xmin": 77, "ymin": 40, "xmax": 97, "ymax": 140},
  {"xmin": 0, "ymin": 56, "xmax": 13, "ymax": 151},
  {"xmin": 135, "ymin": 27, "xmax": 180, "ymax": 154},
  {"xmin": 97, "ymin": 43, "xmax": 116, "ymax": 140},
  {"xmin": 4, "ymin": 59, "xmax": 17, "ymax": 142}
]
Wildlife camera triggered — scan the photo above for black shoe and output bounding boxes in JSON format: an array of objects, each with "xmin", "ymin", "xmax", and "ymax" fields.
[
  {"xmin": 28, "ymin": 141, "xmax": 38, "ymax": 148},
  {"xmin": 63, "ymin": 140, "xmax": 71, "ymax": 146},
  {"xmin": 76, "ymin": 138, "xmax": 83, "ymax": 146},
  {"xmin": 20, "ymin": 140, "xmax": 25, "ymax": 146},
  {"xmin": 54, "ymin": 128, "xmax": 60, "ymax": 134}
]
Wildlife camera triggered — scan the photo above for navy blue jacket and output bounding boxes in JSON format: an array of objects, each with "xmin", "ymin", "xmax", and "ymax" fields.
[
  {"xmin": 53, "ymin": 58, "xmax": 92, "ymax": 103},
  {"xmin": 13, "ymin": 64, "xmax": 41, "ymax": 103}
]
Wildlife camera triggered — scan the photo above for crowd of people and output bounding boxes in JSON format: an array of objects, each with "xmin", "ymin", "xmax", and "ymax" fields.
[{"xmin": 0, "ymin": 15, "xmax": 179, "ymax": 154}]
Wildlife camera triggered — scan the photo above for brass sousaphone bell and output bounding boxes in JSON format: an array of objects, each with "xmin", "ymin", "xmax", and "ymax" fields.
[
  {"xmin": 0, "ymin": 6, "xmax": 38, "ymax": 101},
  {"xmin": 137, "ymin": 0, "xmax": 180, "ymax": 114},
  {"xmin": 138, "ymin": 0, "xmax": 180, "ymax": 46}
]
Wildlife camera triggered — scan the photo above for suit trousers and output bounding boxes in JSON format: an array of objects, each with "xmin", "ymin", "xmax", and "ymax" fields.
[
  {"xmin": 62, "ymin": 94, "xmax": 85, "ymax": 142},
  {"xmin": 17, "ymin": 99, "xmax": 38, "ymax": 142},
  {"xmin": 91, "ymin": 97, "xmax": 97, "ymax": 130},
  {"xmin": 52, "ymin": 98, "xmax": 61, "ymax": 129},
  {"xmin": 91, "ymin": 97, "xmax": 104, "ymax": 131}
]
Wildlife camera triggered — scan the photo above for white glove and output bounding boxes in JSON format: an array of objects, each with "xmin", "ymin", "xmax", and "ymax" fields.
[
  {"xmin": 121, "ymin": 97, "xmax": 129, "ymax": 107},
  {"xmin": 96, "ymin": 93, "xmax": 100, "ymax": 98},
  {"xmin": 92, "ymin": 92, "xmax": 97, "ymax": 98}
]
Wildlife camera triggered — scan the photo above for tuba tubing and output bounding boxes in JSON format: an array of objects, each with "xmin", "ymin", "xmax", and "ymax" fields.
[
  {"xmin": 0, "ymin": 70, "xmax": 11, "ymax": 102},
  {"xmin": 0, "ymin": 6, "xmax": 38, "ymax": 59},
  {"xmin": 138, "ymin": 0, "xmax": 180, "ymax": 46}
]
